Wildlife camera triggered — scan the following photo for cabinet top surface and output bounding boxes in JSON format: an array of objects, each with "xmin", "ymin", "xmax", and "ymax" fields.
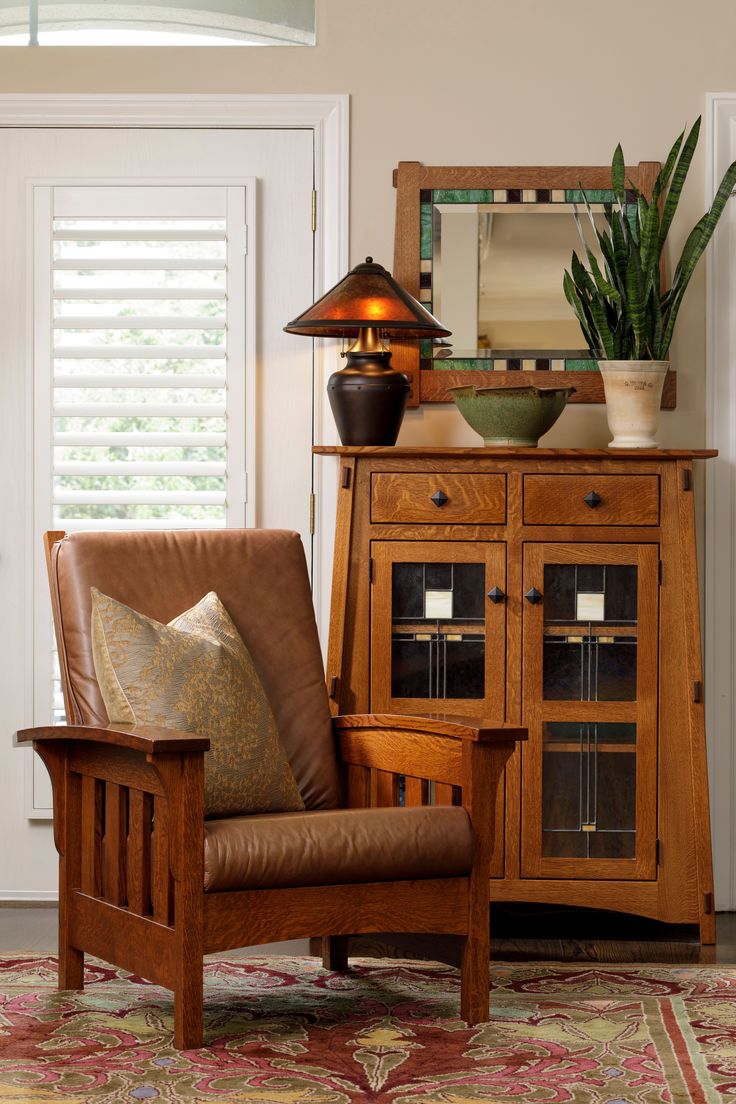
[{"xmin": 313, "ymin": 446, "xmax": 717, "ymax": 460}]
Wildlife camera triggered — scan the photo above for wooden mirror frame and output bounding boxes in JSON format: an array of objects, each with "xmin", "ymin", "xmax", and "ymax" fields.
[{"xmin": 392, "ymin": 161, "xmax": 676, "ymax": 409}]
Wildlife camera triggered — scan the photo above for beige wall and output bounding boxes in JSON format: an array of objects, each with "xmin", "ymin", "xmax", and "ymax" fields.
[{"xmin": 0, "ymin": 0, "xmax": 730, "ymax": 448}]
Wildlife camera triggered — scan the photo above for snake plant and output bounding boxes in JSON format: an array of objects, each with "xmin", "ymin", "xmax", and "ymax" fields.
[{"xmin": 563, "ymin": 117, "xmax": 736, "ymax": 361}]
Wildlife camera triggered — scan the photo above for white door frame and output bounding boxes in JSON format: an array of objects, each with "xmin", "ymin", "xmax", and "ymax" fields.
[
  {"xmin": 705, "ymin": 92, "xmax": 736, "ymax": 909},
  {"xmin": 0, "ymin": 92, "xmax": 348, "ymax": 643}
]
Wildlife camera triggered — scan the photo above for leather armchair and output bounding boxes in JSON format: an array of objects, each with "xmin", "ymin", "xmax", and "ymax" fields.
[{"xmin": 16, "ymin": 529, "xmax": 526, "ymax": 1048}]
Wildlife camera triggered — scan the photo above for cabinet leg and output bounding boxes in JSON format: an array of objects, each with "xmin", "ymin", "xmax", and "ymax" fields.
[
  {"xmin": 700, "ymin": 910, "xmax": 717, "ymax": 946},
  {"xmin": 322, "ymin": 935, "xmax": 349, "ymax": 971}
]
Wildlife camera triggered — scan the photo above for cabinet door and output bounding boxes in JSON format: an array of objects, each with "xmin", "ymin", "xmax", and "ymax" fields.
[
  {"xmin": 521, "ymin": 543, "xmax": 658, "ymax": 880},
  {"xmin": 371, "ymin": 541, "xmax": 506, "ymax": 717}
]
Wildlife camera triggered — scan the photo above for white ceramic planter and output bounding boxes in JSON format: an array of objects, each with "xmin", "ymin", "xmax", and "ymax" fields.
[{"xmin": 598, "ymin": 360, "xmax": 669, "ymax": 449}]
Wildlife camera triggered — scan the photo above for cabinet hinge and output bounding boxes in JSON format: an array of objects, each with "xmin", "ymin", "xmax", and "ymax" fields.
[
  {"xmin": 243, "ymin": 224, "xmax": 248, "ymax": 255},
  {"xmin": 658, "ymin": 560, "xmax": 663, "ymax": 586},
  {"xmin": 341, "ymin": 465, "xmax": 352, "ymax": 489},
  {"xmin": 328, "ymin": 675, "xmax": 339, "ymax": 700},
  {"xmin": 309, "ymin": 492, "xmax": 316, "ymax": 535},
  {"xmin": 704, "ymin": 890, "xmax": 714, "ymax": 915},
  {"xmin": 655, "ymin": 838, "xmax": 660, "ymax": 865},
  {"xmin": 692, "ymin": 680, "xmax": 703, "ymax": 704},
  {"xmin": 682, "ymin": 467, "xmax": 692, "ymax": 491},
  {"xmin": 311, "ymin": 189, "xmax": 317, "ymax": 233},
  {"xmin": 368, "ymin": 557, "xmax": 374, "ymax": 583}
]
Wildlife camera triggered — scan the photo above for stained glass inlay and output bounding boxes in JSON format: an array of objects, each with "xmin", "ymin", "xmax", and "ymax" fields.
[
  {"xmin": 391, "ymin": 562, "xmax": 485, "ymax": 699},
  {"xmin": 542, "ymin": 722, "xmax": 636, "ymax": 859},
  {"xmin": 542, "ymin": 564, "xmax": 638, "ymax": 701}
]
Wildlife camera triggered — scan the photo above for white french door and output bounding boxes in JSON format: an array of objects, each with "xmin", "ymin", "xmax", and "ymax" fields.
[{"xmin": 0, "ymin": 125, "xmax": 315, "ymax": 818}]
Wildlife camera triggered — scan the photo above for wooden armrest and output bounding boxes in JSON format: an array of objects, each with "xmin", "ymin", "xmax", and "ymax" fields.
[
  {"xmin": 333, "ymin": 713, "xmax": 527, "ymax": 745},
  {"xmin": 14, "ymin": 723, "xmax": 210, "ymax": 755},
  {"xmin": 336, "ymin": 714, "xmax": 526, "ymax": 790}
]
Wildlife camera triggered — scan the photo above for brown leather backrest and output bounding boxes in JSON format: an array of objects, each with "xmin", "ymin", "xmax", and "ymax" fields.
[{"xmin": 47, "ymin": 529, "xmax": 342, "ymax": 810}]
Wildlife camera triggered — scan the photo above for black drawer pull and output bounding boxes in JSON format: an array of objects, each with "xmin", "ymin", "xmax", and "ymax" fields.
[
  {"xmin": 584, "ymin": 490, "xmax": 602, "ymax": 509},
  {"xmin": 525, "ymin": 587, "xmax": 543, "ymax": 605},
  {"xmin": 431, "ymin": 489, "xmax": 449, "ymax": 507},
  {"xmin": 487, "ymin": 587, "xmax": 505, "ymax": 604}
]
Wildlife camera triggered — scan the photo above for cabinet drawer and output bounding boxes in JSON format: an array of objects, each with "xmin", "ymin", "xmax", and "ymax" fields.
[
  {"xmin": 523, "ymin": 474, "xmax": 660, "ymax": 525},
  {"xmin": 371, "ymin": 472, "xmax": 506, "ymax": 524}
]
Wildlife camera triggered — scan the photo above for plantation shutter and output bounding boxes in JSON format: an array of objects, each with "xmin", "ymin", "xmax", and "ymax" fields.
[{"xmin": 32, "ymin": 182, "xmax": 252, "ymax": 729}]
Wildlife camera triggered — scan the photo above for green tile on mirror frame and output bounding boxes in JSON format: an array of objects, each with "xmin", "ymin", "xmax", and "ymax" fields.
[
  {"xmin": 433, "ymin": 359, "xmax": 496, "ymax": 371},
  {"xmin": 432, "ymin": 189, "xmax": 493, "ymax": 204},
  {"xmin": 565, "ymin": 189, "xmax": 616, "ymax": 204},
  {"xmin": 565, "ymin": 359, "xmax": 599, "ymax": 371},
  {"xmin": 420, "ymin": 204, "xmax": 433, "ymax": 259}
]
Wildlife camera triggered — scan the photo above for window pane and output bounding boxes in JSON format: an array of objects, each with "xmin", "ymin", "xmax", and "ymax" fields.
[{"xmin": 39, "ymin": 192, "xmax": 246, "ymax": 727}]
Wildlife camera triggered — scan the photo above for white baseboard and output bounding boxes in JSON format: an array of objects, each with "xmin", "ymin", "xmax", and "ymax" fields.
[{"xmin": 0, "ymin": 891, "xmax": 57, "ymax": 905}]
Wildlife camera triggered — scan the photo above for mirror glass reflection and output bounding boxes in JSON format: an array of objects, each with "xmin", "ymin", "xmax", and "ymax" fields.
[{"xmin": 431, "ymin": 203, "xmax": 608, "ymax": 361}]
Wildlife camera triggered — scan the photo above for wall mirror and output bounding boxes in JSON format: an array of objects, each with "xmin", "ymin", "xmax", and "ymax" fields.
[{"xmin": 392, "ymin": 162, "xmax": 676, "ymax": 408}]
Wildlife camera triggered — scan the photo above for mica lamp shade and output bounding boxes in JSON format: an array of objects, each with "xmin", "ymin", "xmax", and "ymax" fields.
[{"xmin": 284, "ymin": 257, "xmax": 451, "ymax": 446}]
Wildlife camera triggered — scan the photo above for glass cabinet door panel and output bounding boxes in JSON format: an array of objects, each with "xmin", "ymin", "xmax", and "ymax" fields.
[
  {"xmin": 371, "ymin": 541, "xmax": 506, "ymax": 718},
  {"xmin": 542, "ymin": 722, "xmax": 636, "ymax": 860},
  {"xmin": 542, "ymin": 563, "xmax": 638, "ymax": 702},
  {"xmin": 390, "ymin": 561, "xmax": 486, "ymax": 700},
  {"xmin": 522, "ymin": 543, "xmax": 658, "ymax": 880}
]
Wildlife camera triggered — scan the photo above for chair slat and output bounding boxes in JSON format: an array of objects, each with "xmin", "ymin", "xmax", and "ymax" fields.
[
  {"xmin": 404, "ymin": 776, "xmax": 429, "ymax": 807},
  {"xmin": 127, "ymin": 789, "xmax": 152, "ymax": 916},
  {"xmin": 80, "ymin": 775, "xmax": 102, "ymax": 896},
  {"xmin": 346, "ymin": 764, "xmax": 370, "ymax": 808},
  {"xmin": 151, "ymin": 796, "xmax": 172, "ymax": 925},
  {"xmin": 102, "ymin": 782, "xmax": 127, "ymax": 906},
  {"xmin": 434, "ymin": 782, "xmax": 457, "ymax": 806},
  {"xmin": 373, "ymin": 769, "xmax": 400, "ymax": 807}
]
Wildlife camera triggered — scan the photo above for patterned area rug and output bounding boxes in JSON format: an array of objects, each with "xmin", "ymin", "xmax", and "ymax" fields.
[{"xmin": 0, "ymin": 955, "xmax": 733, "ymax": 1103}]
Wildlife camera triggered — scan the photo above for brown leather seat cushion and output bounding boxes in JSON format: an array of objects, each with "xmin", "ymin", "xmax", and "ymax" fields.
[{"xmin": 204, "ymin": 805, "xmax": 473, "ymax": 892}]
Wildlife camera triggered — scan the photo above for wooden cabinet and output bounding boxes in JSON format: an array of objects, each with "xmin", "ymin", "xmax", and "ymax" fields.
[{"xmin": 315, "ymin": 446, "xmax": 717, "ymax": 942}]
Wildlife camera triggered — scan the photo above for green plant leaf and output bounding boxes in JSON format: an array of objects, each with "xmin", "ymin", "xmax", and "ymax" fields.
[
  {"xmin": 571, "ymin": 249, "xmax": 596, "ymax": 296},
  {"xmin": 652, "ymin": 286, "xmax": 663, "ymax": 356},
  {"xmin": 610, "ymin": 206, "xmax": 628, "ymax": 275},
  {"xmin": 626, "ymin": 249, "xmax": 646, "ymax": 357},
  {"xmin": 612, "ymin": 143, "xmax": 626, "ymax": 202},
  {"xmin": 563, "ymin": 268, "xmax": 601, "ymax": 353},
  {"xmin": 658, "ymin": 117, "xmax": 700, "ymax": 254},
  {"xmin": 587, "ymin": 247, "xmax": 621, "ymax": 301},
  {"xmin": 639, "ymin": 198, "xmax": 661, "ymax": 288},
  {"xmin": 658, "ymin": 159, "xmax": 736, "ymax": 356},
  {"xmin": 658, "ymin": 127, "xmax": 685, "ymax": 195}
]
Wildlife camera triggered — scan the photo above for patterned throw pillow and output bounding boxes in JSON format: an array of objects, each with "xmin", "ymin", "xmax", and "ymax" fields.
[{"xmin": 90, "ymin": 588, "xmax": 304, "ymax": 819}]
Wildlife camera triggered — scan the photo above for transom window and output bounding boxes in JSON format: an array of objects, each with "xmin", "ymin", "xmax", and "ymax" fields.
[{"xmin": 0, "ymin": 1, "xmax": 315, "ymax": 45}]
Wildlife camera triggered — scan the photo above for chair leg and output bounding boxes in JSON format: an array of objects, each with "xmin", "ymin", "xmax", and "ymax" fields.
[
  {"xmin": 460, "ymin": 910, "xmax": 490, "ymax": 1025},
  {"xmin": 59, "ymin": 943, "xmax": 84, "ymax": 991},
  {"xmin": 174, "ymin": 964, "xmax": 203, "ymax": 1050},
  {"xmin": 321, "ymin": 935, "xmax": 349, "ymax": 971},
  {"xmin": 58, "ymin": 889, "xmax": 84, "ymax": 990}
]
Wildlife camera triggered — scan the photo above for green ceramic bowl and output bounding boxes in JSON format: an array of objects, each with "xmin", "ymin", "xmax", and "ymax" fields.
[{"xmin": 448, "ymin": 383, "xmax": 576, "ymax": 447}]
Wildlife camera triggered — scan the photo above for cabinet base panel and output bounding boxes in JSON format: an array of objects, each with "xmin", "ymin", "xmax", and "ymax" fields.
[{"xmin": 490, "ymin": 879, "xmax": 714, "ymax": 943}]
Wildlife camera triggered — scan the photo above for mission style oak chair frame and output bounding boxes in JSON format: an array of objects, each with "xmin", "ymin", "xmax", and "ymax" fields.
[{"xmin": 16, "ymin": 530, "xmax": 526, "ymax": 1049}]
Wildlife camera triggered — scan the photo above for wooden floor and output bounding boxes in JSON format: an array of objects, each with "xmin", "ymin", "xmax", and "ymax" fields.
[{"xmin": 3, "ymin": 903, "xmax": 736, "ymax": 964}]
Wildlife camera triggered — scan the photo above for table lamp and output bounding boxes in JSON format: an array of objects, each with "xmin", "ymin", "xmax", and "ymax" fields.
[{"xmin": 284, "ymin": 257, "xmax": 451, "ymax": 445}]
